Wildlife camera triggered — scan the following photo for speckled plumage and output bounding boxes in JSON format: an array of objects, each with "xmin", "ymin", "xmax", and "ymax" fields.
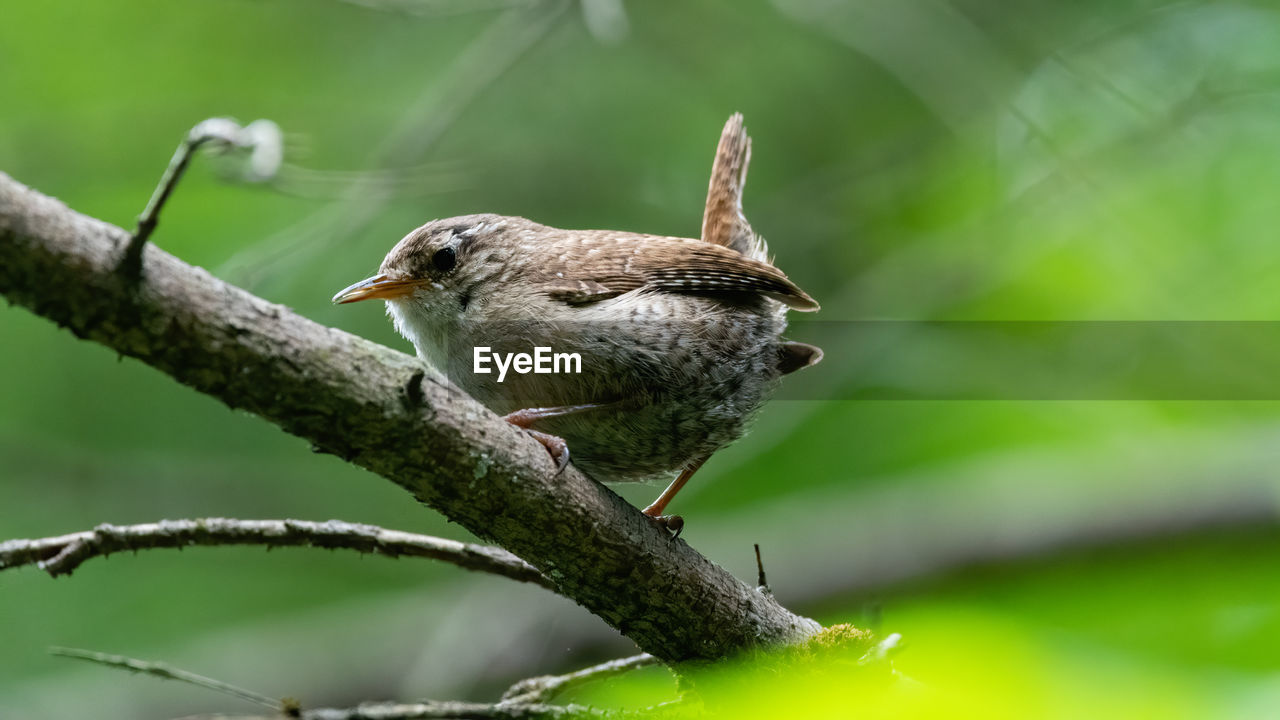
[{"xmin": 343, "ymin": 115, "xmax": 821, "ymax": 511}]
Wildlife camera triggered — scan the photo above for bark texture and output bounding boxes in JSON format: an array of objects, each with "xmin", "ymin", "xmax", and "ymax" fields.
[{"xmin": 0, "ymin": 171, "xmax": 821, "ymax": 662}]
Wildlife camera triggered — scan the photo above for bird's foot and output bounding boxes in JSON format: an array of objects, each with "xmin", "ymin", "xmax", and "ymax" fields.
[
  {"xmin": 639, "ymin": 457, "xmax": 705, "ymax": 539},
  {"xmin": 642, "ymin": 507, "xmax": 685, "ymax": 538},
  {"xmin": 502, "ymin": 414, "xmax": 570, "ymax": 476}
]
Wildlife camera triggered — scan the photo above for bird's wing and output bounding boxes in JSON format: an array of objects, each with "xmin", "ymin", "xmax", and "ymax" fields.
[{"xmin": 541, "ymin": 234, "xmax": 819, "ymax": 311}]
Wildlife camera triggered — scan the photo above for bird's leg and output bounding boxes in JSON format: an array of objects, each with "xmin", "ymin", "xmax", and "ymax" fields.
[
  {"xmin": 502, "ymin": 403, "xmax": 612, "ymax": 476},
  {"xmin": 642, "ymin": 456, "xmax": 709, "ymax": 538}
]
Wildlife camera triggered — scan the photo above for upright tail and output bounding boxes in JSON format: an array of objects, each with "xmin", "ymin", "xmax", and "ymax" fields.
[{"xmin": 701, "ymin": 113, "xmax": 768, "ymax": 262}]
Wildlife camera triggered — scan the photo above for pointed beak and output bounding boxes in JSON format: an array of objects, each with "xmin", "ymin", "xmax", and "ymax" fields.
[{"xmin": 331, "ymin": 274, "xmax": 423, "ymax": 304}]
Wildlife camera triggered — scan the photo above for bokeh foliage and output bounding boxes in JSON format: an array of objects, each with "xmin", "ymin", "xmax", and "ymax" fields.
[{"xmin": 3, "ymin": 0, "xmax": 1280, "ymax": 717}]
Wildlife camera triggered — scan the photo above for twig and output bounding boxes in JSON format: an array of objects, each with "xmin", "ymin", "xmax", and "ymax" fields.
[
  {"xmin": 302, "ymin": 700, "xmax": 612, "ymax": 720},
  {"xmin": 0, "ymin": 518, "xmax": 551, "ymax": 588},
  {"xmin": 50, "ymin": 647, "xmax": 284, "ymax": 713},
  {"xmin": 125, "ymin": 118, "xmax": 282, "ymax": 276},
  {"xmin": 178, "ymin": 701, "xmax": 619, "ymax": 720},
  {"xmin": 54, "ymin": 647, "xmax": 641, "ymax": 720},
  {"xmin": 501, "ymin": 654, "xmax": 659, "ymax": 704},
  {"xmin": 753, "ymin": 543, "xmax": 770, "ymax": 595}
]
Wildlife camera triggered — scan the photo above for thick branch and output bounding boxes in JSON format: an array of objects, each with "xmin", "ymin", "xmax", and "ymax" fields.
[
  {"xmin": 0, "ymin": 171, "xmax": 821, "ymax": 662},
  {"xmin": 0, "ymin": 518, "xmax": 551, "ymax": 588}
]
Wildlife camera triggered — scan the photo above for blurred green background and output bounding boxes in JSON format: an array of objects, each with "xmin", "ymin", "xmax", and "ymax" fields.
[{"xmin": 4, "ymin": 0, "xmax": 1280, "ymax": 717}]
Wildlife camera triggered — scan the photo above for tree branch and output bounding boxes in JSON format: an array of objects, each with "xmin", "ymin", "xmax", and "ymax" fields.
[
  {"xmin": 0, "ymin": 518, "xmax": 551, "ymax": 588},
  {"xmin": 501, "ymin": 654, "xmax": 659, "ymax": 704},
  {"xmin": 300, "ymin": 700, "xmax": 617, "ymax": 720},
  {"xmin": 187, "ymin": 703, "xmax": 617, "ymax": 720},
  {"xmin": 52, "ymin": 646, "xmax": 624, "ymax": 720},
  {"xmin": 50, "ymin": 647, "xmax": 282, "ymax": 712},
  {"xmin": 0, "ymin": 171, "xmax": 822, "ymax": 662}
]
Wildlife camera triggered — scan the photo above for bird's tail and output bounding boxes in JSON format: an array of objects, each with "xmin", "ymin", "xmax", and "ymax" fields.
[{"xmin": 701, "ymin": 113, "xmax": 769, "ymax": 262}]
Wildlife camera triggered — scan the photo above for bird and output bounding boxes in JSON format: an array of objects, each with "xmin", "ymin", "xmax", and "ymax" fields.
[{"xmin": 333, "ymin": 114, "xmax": 821, "ymax": 534}]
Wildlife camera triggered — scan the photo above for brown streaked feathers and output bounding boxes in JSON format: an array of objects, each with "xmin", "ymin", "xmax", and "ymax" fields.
[{"xmin": 541, "ymin": 233, "xmax": 818, "ymax": 311}]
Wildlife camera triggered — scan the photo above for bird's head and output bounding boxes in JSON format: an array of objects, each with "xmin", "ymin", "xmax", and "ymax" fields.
[{"xmin": 332, "ymin": 213, "xmax": 513, "ymax": 360}]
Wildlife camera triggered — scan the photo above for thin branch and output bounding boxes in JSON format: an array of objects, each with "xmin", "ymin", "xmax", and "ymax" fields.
[
  {"xmin": 173, "ymin": 701, "xmax": 620, "ymax": 720},
  {"xmin": 301, "ymin": 700, "xmax": 613, "ymax": 720},
  {"xmin": 753, "ymin": 543, "xmax": 770, "ymax": 595},
  {"xmin": 0, "ymin": 518, "xmax": 551, "ymax": 589},
  {"xmin": 50, "ymin": 647, "xmax": 283, "ymax": 713},
  {"xmin": 53, "ymin": 647, "xmax": 620, "ymax": 720},
  {"xmin": 501, "ymin": 654, "xmax": 659, "ymax": 704},
  {"xmin": 126, "ymin": 118, "xmax": 282, "ymax": 275},
  {"xmin": 0, "ymin": 171, "xmax": 822, "ymax": 662}
]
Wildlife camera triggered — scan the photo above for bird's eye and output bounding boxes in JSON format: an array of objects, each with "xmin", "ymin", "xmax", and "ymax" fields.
[{"xmin": 432, "ymin": 246, "xmax": 457, "ymax": 273}]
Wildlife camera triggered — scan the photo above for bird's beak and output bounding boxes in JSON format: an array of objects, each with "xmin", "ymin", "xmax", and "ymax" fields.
[{"xmin": 331, "ymin": 274, "xmax": 423, "ymax": 304}]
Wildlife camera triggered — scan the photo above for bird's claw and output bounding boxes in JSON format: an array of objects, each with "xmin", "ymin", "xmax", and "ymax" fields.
[
  {"xmin": 519, "ymin": 428, "xmax": 570, "ymax": 477},
  {"xmin": 643, "ymin": 512, "xmax": 685, "ymax": 538}
]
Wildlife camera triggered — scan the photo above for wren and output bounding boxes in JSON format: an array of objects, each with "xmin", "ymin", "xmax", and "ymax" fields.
[{"xmin": 333, "ymin": 114, "xmax": 822, "ymax": 533}]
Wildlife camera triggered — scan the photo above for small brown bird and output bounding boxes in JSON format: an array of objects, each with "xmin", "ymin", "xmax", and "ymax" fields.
[{"xmin": 334, "ymin": 115, "xmax": 821, "ymax": 532}]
